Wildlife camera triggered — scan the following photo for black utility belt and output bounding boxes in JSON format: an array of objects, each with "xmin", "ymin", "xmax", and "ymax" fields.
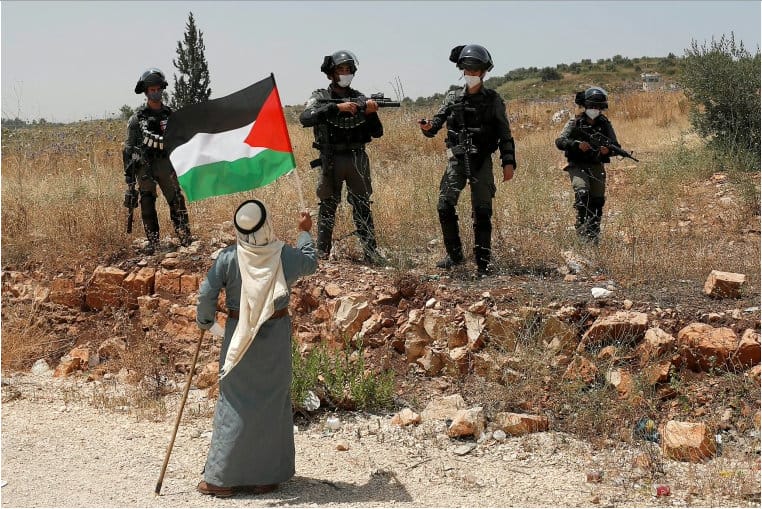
[
  {"xmin": 311, "ymin": 142, "xmax": 366, "ymax": 153},
  {"xmin": 568, "ymin": 160, "xmax": 605, "ymax": 166}
]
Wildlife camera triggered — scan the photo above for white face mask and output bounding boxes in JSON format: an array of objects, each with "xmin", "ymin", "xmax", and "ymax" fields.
[
  {"xmin": 464, "ymin": 75, "xmax": 482, "ymax": 88},
  {"xmin": 585, "ymin": 108, "xmax": 601, "ymax": 119},
  {"xmin": 337, "ymin": 74, "xmax": 354, "ymax": 87}
]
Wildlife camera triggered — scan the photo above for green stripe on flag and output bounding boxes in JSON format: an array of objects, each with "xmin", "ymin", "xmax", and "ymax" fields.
[{"xmin": 178, "ymin": 150, "xmax": 295, "ymax": 202}]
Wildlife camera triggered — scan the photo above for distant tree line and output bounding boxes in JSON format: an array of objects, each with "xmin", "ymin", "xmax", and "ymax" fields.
[
  {"xmin": 482, "ymin": 54, "xmax": 681, "ymax": 90},
  {"xmin": 1, "ymin": 117, "xmax": 62, "ymax": 128}
]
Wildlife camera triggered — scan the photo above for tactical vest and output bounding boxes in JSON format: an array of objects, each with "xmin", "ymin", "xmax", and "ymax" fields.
[
  {"xmin": 564, "ymin": 115, "xmax": 614, "ymax": 164},
  {"xmin": 136, "ymin": 105, "xmax": 172, "ymax": 159},
  {"xmin": 445, "ymin": 88, "xmax": 501, "ymax": 154},
  {"xmin": 312, "ymin": 88, "xmax": 376, "ymax": 152}
]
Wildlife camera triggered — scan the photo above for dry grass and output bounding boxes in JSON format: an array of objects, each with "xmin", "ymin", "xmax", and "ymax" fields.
[
  {"xmin": 2, "ymin": 92, "xmax": 760, "ymax": 342},
  {"xmin": 2, "ymin": 91, "xmax": 758, "ymax": 290},
  {"xmin": 0, "ymin": 300, "xmax": 74, "ymax": 371}
]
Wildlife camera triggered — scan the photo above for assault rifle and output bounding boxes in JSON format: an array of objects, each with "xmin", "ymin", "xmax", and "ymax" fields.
[
  {"xmin": 123, "ymin": 150, "xmax": 145, "ymax": 234},
  {"xmin": 447, "ymin": 101, "xmax": 481, "ymax": 181},
  {"xmin": 317, "ymin": 93, "xmax": 401, "ymax": 110},
  {"xmin": 124, "ymin": 182, "xmax": 138, "ymax": 234},
  {"xmin": 577, "ymin": 125, "xmax": 639, "ymax": 162}
]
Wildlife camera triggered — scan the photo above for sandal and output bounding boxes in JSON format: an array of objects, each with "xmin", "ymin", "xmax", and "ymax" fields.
[{"xmin": 197, "ymin": 481, "xmax": 233, "ymax": 498}]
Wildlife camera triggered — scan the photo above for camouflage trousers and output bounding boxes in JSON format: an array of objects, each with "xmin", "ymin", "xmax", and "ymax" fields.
[
  {"xmin": 565, "ymin": 162, "xmax": 606, "ymax": 242},
  {"xmin": 437, "ymin": 155, "xmax": 496, "ymax": 270},
  {"xmin": 315, "ymin": 150, "xmax": 376, "ymax": 257},
  {"xmin": 135, "ymin": 157, "xmax": 191, "ymax": 243}
]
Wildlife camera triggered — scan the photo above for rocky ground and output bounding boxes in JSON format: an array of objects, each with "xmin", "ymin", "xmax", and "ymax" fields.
[
  {"xmin": 1, "ymin": 171, "xmax": 760, "ymax": 507},
  {"xmin": 1, "ymin": 368, "xmax": 760, "ymax": 508},
  {"xmin": 2, "ymin": 244, "xmax": 761, "ymax": 507}
]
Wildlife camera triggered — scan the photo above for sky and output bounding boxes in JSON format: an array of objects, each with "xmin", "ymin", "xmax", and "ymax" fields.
[{"xmin": 1, "ymin": 1, "xmax": 760, "ymax": 123}]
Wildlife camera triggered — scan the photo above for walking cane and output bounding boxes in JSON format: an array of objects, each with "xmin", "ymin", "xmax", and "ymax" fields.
[{"xmin": 155, "ymin": 328, "xmax": 206, "ymax": 495}]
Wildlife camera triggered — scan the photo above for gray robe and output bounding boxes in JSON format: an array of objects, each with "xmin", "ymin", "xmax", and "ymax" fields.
[{"xmin": 196, "ymin": 231, "xmax": 318, "ymax": 487}]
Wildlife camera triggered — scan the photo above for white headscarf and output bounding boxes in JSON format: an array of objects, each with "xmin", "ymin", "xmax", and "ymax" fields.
[{"xmin": 219, "ymin": 200, "xmax": 287, "ymax": 379}]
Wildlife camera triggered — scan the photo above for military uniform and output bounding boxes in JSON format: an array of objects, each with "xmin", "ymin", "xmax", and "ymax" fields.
[
  {"xmin": 424, "ymin": 85, "xmax": 516, "ymax": 272},
  {"xmin": 555, "ymin": 114, "xmax": 620, "ymax": 241},
  {"xmin": 299, "ymin": 83, "xmax": 383, "ymax": 260},
  {"xmin": 123, "ymin": 103, "xmax": 191, "ymax": 248}
]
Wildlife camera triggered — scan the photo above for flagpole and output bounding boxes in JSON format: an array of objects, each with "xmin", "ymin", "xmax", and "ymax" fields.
[
  {"xmin": 271, "ymin": 72, "xmax": 308, "ymax": 212},
  {"xmin": 155, "ymin": 329, "xmax": 205, "ymax": 495},
  {"xmin": 291, "ymin": 169, "xmax": 307, "ymax": 211}
]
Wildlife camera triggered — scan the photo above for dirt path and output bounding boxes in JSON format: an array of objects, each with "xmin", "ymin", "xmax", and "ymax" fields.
[{"xmin": 1, "ymin": 372, "xmax": 757, "ymax": 508}]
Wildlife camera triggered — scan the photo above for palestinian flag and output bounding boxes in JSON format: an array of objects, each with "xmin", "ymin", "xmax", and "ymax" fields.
[{"xmin": 164, "ymin": 74, "xmax": 295, "ymax": 202}]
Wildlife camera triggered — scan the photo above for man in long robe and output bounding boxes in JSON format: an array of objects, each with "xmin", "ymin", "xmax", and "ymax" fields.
[{"xmin": 195, "ymin": 200, "xmax": 318, "ymax": 497}]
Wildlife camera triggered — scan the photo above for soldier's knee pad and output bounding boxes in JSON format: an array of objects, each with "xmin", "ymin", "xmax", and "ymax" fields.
[
  {"xmin": 437, "ymin": 203, "xmax": 457, "ymax": 222},
  {"xmin": 574, "ymin": 190, "xmax": 590, "ymax": 209},
  {"xmin": 139, "ymin": 191, "xmax": 156, "ymax": 207}
]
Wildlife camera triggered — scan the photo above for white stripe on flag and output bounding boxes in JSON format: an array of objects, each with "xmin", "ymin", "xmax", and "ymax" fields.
[{"xmin": 170, "ymin": 121, "xmax": 266, "ymax": 177}]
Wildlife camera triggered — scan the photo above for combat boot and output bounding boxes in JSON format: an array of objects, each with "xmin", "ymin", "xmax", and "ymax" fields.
[
  {"xmin": 317, "ymin": 199, "xmax": 338, "ymax": 260},
  {"xmin": 436, "ymin": 255, "xmax": 464, "ymax": 269},
  {"xmin": 145, "ymin": 231, "xmax": 160, "ymax": 255},
  {"xmin": 574, "ymin": 205, "xmax": 592, "ymax": 242},
  {"xmin": 473, "ymin": 206, "xmax": 493, "ymax": 276},
  {"xmin": 316, "ymin": 228, "xmax": 332, "ymax": 260},
  {"xmin": 177, "ymin": 226, "xmax": 193, "ymax": 247},
  {"xmin": 587, "ymin": 198, "xmax": 605, "ymax": 245},
  {"xmin": 436, "ymin": 245, "xmax": 465, "ymax": 269},
  {"xmin": 437, "ymin": 206, "xmax": 465, "ymax": 269},
  {"xmin": 363, "ymin": 247, "xmax": 387, "ymax": 266}
]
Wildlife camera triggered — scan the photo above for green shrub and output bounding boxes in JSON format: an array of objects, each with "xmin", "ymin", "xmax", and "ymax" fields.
[
  {"xmin": 291, "ymin": 339, "xmax": 396, "ymax": 413},
  {"xmin": 681, "ymin": 32, "xmax": 761, "ymax": 169}
]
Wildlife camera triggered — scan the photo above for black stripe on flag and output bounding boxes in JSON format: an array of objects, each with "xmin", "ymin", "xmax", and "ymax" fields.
[{"xmin": 164, "ymin": 74, "xmax": 275, "ymax": 156}]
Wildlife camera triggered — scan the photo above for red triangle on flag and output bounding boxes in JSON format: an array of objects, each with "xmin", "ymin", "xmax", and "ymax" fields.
[{"xmin": 244, "ymin": 87, "xmax": 293, "ymax": 153}]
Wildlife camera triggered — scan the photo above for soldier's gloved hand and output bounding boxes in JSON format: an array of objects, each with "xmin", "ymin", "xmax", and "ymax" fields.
[
  {"xmin": 578, "ymin": 141, "xmax": 592, "ymax": 152},
  {"xmin": 599, "ymin": 146, "xmax": 610, "ymax": 156}
]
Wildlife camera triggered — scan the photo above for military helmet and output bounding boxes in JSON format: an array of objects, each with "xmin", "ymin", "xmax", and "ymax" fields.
[
  {"xmin": 134, "ymin": 68, "xmax": 168, "ymax": 94},
  {"xmin": 320, "ymin": 50, "xmax": 359, "ymax": 75},
  {"xmin": 450, "ymin": 44, "xmax": 494, "ymax": 72},
  {"xmin": 583, "ymin": 87, "xmax": 608, "ymax": 109}
]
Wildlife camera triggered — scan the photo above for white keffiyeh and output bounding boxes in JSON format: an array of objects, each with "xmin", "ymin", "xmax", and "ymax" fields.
[{"xmin": 219, "ymin": 201, "xmax": 287, "ymax": 379}]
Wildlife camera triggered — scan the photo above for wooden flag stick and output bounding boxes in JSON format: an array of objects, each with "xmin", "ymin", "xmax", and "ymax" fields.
[
  {"xmin": 155, "ymin": 329, "xmax": 206, "ymax": 495},
  {"xmin": 291, "ymin": 169, "xmax": 307, "ymax": 211}
]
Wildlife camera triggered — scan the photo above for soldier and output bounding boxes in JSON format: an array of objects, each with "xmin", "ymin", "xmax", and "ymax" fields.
[
  {"xmin": 299, "ymin": 50, "xmax": 385, "ymax": 264},
  {"xmin": 555, "ymin": 87, "xmax": 620, "ymax": 244},
  {"xmin": 420, "ymin": 44, "xmax": 517, "ymax": 276},
  {"xmin": 123, "ymin": 68, "xmax": 192, "ymax": 254}
]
